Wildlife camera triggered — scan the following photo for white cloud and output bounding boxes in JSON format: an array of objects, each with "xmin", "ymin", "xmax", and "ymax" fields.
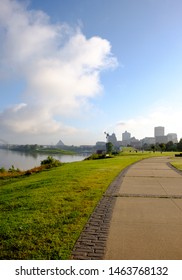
[
  {"xmin": 0, "ymin": 0, "xmax": 117, "ymax": 143},
  {"xmin": 115, "ymin": 105, "xmax": 182, "ymax": 141}
]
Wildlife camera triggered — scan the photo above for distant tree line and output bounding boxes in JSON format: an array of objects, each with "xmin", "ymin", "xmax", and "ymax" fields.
[
  {"xmin": 0, "ymin": 144, "xmax": 95, "ymax": 154},
  {"xmin": 142, "ymin": 139, "xmax": 182, "ymax": 152},
  {"xmin": 8, "ymin": 144, "xmax": 42, "ymax": 152}
]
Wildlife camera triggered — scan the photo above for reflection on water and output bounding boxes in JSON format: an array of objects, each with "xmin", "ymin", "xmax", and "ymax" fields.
[{"xmin": 0, "ymin": 149, "xmax": 88, "ymax": 170}]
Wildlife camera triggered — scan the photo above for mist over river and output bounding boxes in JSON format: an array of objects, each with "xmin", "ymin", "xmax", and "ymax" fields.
[{"xmin": 0, "ymin": 149, "xmax": 87, "ymax": 170}]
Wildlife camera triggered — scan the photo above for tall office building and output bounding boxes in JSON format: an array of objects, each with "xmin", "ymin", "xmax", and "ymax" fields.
[
  {"xmin": 122, "ymin": 131, "xmax": 131, "ymax": 146},
  {"xmin": 154, "ymin": 126, "xmax": 168, "ymax": 143},
  {"xmin": 154, "ymin": 126, "xmax": 165, "ymax": 137},
  {"xmin": 122, "ymin": 131, "xmax": 131, "ymax": 141}
]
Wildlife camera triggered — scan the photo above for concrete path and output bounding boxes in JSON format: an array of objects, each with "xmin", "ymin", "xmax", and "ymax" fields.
[{"xmin": 104, "ymin": 157, "xmax": 182, "ymax": 260}]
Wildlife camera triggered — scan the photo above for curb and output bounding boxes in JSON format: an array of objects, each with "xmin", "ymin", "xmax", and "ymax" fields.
[{"xmin": 71, "ymin": 166, "xmax": 130, "ymax": 260}]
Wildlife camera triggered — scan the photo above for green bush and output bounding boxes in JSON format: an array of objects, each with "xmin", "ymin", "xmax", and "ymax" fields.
[
  {"xmin": 41, "ymin": 156, "xmax": 62, "ymax": 167},
  {"xmin": 8, "ymin": 165, "xmax": 20, "ymax": 173},
  {"xmin": 85, "ymin": 153, "xmax": 112, "ymax": 160},
  {"xmin": 0, "ymin": 167, "xmax": 6, "ymax": 173}
]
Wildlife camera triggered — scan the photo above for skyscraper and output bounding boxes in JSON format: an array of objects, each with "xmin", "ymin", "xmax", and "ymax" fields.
[
  {"xmin": 154, "ymin": 126, "xmax": 168, "ymax": 143},
  {"xmin": 154, "ymin": 126, "xmax": 165, "ymax": 137},
  {"xmin": 122, "ymin": 131, "xmax": 131, "ymax": 146},
  {"xmin": 122, "ymin": 131, "xmax": 131, "ymax": 141}
]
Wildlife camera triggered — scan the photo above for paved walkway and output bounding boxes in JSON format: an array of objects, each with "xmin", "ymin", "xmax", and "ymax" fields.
[
  {"xmin": 72, "ymin": 157, "xmax": 182, "ymax": 260},
  {"xmin": 104, "ymin": 157, "xmax": 182, "ymax": 260}
]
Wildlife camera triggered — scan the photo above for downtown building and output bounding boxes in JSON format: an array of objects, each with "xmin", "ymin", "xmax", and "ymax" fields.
[
  {"xmin": 154, "ymin": 126, "xmax": 178, "ymax": 144},
  {"xmin": 121, "ymin": 131, "xmax": 131, "ymax": 146},
  {"xmin": 154, "ymin": 126, "xmax": 167, "ymax": 143}
]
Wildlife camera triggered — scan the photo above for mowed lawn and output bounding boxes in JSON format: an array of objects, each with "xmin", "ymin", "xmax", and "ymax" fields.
[
  {"xmin": 170, "ymin": 157, "xmax": 182, "ymax": 171},
  {"xmin": 0, "ymin": 152, "xmax": 177, "ymax": 259}
]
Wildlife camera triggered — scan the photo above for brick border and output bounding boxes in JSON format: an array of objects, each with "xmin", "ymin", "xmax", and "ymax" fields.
[{"xmin": 71, "ymin": 166, "xmax": 130, "ymax": 260}]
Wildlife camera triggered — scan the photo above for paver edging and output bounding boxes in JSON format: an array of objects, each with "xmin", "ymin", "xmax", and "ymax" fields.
[{"xmin": 71, "ymin": 165, "xmax": 131, "ymax": 260}]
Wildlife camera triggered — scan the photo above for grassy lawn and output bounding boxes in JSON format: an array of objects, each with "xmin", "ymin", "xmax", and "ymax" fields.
[
  {"xmin": 0, "ymin": 151, "xmax": 177, "ymax": 260},
  {"xmin": 170, "ymin": 157, "xmax": 182, "ymax": 171}
]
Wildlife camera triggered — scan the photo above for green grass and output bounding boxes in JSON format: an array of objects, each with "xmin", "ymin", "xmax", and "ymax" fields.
[
  {"xmin": 170, "ymin": 157, "xmax": 182, "ymax": 171},
  {"xmin": 0, "ymin": 152, "xmax": 176, "ymax": 260}
]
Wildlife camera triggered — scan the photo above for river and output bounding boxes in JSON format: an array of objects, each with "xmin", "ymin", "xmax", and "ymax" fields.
[{"xmin": 0, "ymin": 149, "xmax": 88, "ymax": 170}]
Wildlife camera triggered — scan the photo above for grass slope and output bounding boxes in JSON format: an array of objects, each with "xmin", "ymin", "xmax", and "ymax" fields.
[{"xmin": 0, "ymin": 152, "xmax": 176, "ymax": 259}]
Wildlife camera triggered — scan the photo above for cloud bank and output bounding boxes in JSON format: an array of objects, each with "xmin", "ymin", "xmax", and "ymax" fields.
[
  {"xmin": 115, "ymin": 105, "xmax": 182, "ymax": 141},
  {"xmin": 0, "ymin": 0, "xmax": 117, "ymax": 144}
]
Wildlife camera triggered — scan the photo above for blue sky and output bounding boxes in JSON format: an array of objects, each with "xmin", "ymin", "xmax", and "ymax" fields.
[{"xmin": 0, "ymin": 0, "xmax": 182, "ymax": 145}]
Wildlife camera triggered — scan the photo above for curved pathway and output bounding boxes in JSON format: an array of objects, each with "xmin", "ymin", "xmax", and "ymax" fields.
[
  {"xmin": 72, "ymin": 157, "xmax": 182, "ymax": 260},
  {"xmin": 104, "ymin": 157, "xmax": 182, "ymax": 259}
]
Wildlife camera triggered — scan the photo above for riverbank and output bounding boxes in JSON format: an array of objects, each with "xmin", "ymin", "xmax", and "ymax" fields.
[{"xmin": 0, "ymin": 152, "xmax": 179, "ymax": 260}]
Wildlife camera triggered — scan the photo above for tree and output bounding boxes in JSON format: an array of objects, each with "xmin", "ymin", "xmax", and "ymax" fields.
[
  {"xmin": 150, "ymin": 144, "xmax": 156, "ymax": 152},
  {"xmin": 166, "ymin": 141, "xmax": 177, "ymax": 151},
  {"xmin": 177, "ymin": 138, "xmax": 182, "ymax": 151},
  {"xmin": 159, "ymin": 143, "xmax": 166, "ymax": 153},
  {"xmin": 106, "ymin": 142, "xmax": 113, "ymax": 154}
]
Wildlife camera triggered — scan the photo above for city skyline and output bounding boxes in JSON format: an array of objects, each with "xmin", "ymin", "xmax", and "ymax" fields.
[
  {"xmin": 104, "ymin": 125, "xmax": 178, "ymax": 142},
  {"xmin": 103, "ymin": 125, "xmax": 178, "ymax": 147},
  {"xmin": 1, "ymin": 117, "xmax": 180, "ymax": 147},
  {"xmin": 1, "ymin": 0, "xmax": 182, "ymax": 145},
  {"xmin": 0, "ymin": 124, "xmax": 180, "ymax": 147}
]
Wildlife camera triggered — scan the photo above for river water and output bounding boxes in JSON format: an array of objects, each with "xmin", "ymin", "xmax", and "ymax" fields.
[{"xmin": 0, "ymin": 149, "xmax": 88, "ymax": 170}]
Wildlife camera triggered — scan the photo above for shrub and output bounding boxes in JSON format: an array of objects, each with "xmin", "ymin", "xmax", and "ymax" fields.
[
  {"xmin": 40, "ymin": 156, "xmax": 62, "ymax": 167},
  {"xmin": 8, "ymin": 165, "xmax": 20, "ymax": 173},
  {"xmin": 85, "ymin": 153, "xmax": 112, "ymax": 160},
  {"xmin": 0, "ymin": 167, "xmax": 6, "ymax": 173}
]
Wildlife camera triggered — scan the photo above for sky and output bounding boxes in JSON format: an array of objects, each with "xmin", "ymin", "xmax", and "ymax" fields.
[{"xmin": 0, "ymin": 0, "xmax": 182, "ymax": 145}]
